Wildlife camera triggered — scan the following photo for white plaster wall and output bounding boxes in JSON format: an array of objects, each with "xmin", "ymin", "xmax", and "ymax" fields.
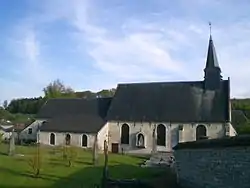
[
  {"xmin": 39, "ymin": 131, "xmax": 96, "ymax": 148},
  {"xmin": 108, "ymin": 121, "xmax": 171, "ymax": 154},
  {"xmin": 0, "ymin": 130, "xmax": 11, "ymax": 140},
  {"xmin": 97, "ymin": 122, "xmax": 109, "ymax": 151},
  {"xmin": 19, "ymin": 119, "xmax": 46, "ymax": 141},
  {"xmin": 108, "ymin": 121, "xmax": 227, "ymax": 154},
  {"xmin": 178, "ymin": 123, "xmax": 226, "ymax": 142},
  {"xmin": 228, "ymin": 123, "xmax": 237, "ymax": 136}
]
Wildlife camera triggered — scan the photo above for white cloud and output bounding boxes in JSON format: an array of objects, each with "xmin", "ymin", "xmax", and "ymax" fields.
[{"xmin": 2, "ymin": 0, "xmax": 250, "ymax": 104}]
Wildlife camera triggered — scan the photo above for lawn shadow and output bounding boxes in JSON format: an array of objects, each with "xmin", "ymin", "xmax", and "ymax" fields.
[
  {"xmin": 49, "ymin": 164, "xmax": 178, "ymax": 188},
  {"xmin": 0, "ymin": 166, "xmax": 59, "ymax": 187},
  {"xmin": 0, "ymin": 151, "xmax": 8, "ymax": 156}
]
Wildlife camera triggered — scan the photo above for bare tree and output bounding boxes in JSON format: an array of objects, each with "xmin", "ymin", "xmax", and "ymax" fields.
[
  {"xmin": 61, "ymin": 145, "xmax": 78, "ymax": 167},
  {"xmin": 28, "ymin": 143, "xmax": 41, "ymax": 177}
]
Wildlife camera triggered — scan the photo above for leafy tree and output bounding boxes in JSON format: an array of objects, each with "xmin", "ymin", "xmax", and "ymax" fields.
[{"xmin": 43, "ymin": 79, "xmax": 76, "ymax": 99}]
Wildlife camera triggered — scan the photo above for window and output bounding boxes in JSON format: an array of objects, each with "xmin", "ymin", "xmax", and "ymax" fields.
[
  {"xmin": 196, "ymin": 125, "xmax": 207, "ymax": 140},
  {"xmin": 157, "ymin": 124, "xmax": 166, "ymax": 146},
  {"xmin": 82, "ymin": 134, "xmax": 87, "ymax": 147},
  {"xmin": 179, "ymin": 125, "xmax": 183, "ymax": 131},
  {"xmin": 136, "ymin": 133, "xmax": 145, "ymax": 148},
  {"xmin": 28, "ymin": 128, "xmax": 32, "ymax": 134},
  {"xmin": 121, "ymin": 124, "xmax": 129, "ymax": 144},
  {"xmin": 50, "ymin": 133, "xmax": 55, "ymax": 145},
  {"xmin": 65, "ymin": 134, "xmax": 71, "ymax": 145}
]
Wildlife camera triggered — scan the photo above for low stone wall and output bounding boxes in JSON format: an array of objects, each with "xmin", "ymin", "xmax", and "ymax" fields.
[{"xmin": 173, "ymin": 136, "xmax": 250, "ymax": 188}]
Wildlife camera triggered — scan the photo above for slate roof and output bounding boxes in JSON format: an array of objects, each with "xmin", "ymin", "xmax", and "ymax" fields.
[
  {"xmin": 205, "ymin": 35, "xmax": 220, "ymax": 69},
  {"xmin": 37, "ymin": 97, "xmax": 112, "ymax": 119},
  {"xmin": 38, "ymin": 97, "xmax": 112, "ymax": 133},
  {"xmin": 106, "ymin": 80, "xmax": 230, "ymax": 123},
  {"xmin": 40, "ymin": 114, "xmax": 106, "ymax": 133}
]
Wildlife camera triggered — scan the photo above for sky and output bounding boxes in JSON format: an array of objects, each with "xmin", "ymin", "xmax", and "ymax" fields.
[{"xmin": 1, "ymin": 0, "xmax": 250, "ymax": 104}]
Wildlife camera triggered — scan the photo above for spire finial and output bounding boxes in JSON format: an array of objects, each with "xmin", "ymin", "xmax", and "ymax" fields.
[{"xmin": 209, "ymin": 22, "xmax": 212, "ymax": 36}]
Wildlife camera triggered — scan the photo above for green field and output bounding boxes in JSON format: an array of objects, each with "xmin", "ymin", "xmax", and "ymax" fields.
[{"xmin": 0, "ymin": 144, "xmax": 167, "ymax": 188}]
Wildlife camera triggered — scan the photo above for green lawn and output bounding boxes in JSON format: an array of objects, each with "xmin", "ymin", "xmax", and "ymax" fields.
[{"xmin": 0, "ymin": 144, "xmax": 164, "ymax": 188}]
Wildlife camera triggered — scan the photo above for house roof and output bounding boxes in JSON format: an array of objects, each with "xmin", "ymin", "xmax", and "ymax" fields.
[
  {"xmin": 106, "ymin": 80, "xmax": 230, "ymax": 123},
  {"xmin": 40, "ymin": 114, "xmax": 106, "ymax": 133},
  {"xmin": 38, "ymin": 97, "xmax": 112, "ymax": 133}
]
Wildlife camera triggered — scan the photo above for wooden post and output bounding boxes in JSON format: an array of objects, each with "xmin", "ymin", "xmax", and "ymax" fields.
[{"xmin": 102, "ymin": 140, "xmax": 109, "ymax": 188}]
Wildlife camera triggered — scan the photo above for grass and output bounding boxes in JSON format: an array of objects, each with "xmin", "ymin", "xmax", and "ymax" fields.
[{"xmin": 0, "ymin": 144, "xmax": 168, "ymax": 188}]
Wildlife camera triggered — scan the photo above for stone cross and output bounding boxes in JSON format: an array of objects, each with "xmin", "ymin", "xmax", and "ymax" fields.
[
  {"xmin": 8, "ymin": 128, "xmax": 15, "ymax": 156},
  {"xmin": 151, "ymin": 125, "xmax": 157, "ymax": 154}
]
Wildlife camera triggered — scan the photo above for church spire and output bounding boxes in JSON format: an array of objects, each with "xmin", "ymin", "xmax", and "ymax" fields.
[
  {"xmin": 204, "ymin": 22, "xmax": 222, "ymax": 90},
  {"xmin": 205, "ymin": 34, "xmax": 220, "ymax": 69}
]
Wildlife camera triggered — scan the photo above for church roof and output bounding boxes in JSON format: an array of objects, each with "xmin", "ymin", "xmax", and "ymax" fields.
[
  {"xmin": 38, "ymin": 97, "xmax": 112, "ymax": 133},
  {"xmin": 40, "ymin": 114, "xmax": 106, "ymax": 133},
  {"xmin": 37, "ymin": 97, "xmax": 112, "ymax": 119},
  {"xmin": 106, "ymin": 80, "xmax": 230, "ymax": 123}
]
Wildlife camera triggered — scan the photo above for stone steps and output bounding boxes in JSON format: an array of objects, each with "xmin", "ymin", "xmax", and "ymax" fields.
[{"xmin": 141, "ymin": 152, "xmax": 175, "ymax": 168}]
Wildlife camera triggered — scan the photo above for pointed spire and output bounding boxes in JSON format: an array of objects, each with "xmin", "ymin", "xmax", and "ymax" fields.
[
  {"xmin": 205, "ymin": 23, "xmax": 220, "ymax": 69},
  {"xmin": 203, "ymin": 23, "xmax": 222, "ymax": 90}
]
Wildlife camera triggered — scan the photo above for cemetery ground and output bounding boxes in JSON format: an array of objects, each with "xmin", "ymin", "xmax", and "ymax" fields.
[{"xmin": 0, "ymin": 144, "xmax": 177, "ymax": 188}]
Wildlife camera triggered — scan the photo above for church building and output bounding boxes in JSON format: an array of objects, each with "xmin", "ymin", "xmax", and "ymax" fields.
[{"xmin": 28, "ymin": 35, "xmax": 236, "ymax": 154}]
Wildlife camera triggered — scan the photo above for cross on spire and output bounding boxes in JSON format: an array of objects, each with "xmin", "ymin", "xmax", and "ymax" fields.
[{"xmin": 209, "ymin": 22, "xmax": 212, "ymax": 36}]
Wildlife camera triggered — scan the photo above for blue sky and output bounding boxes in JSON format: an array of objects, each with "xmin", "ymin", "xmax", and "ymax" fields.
[{"xmin": 1, "ymin": 0, "xmax": 250, "ymax": 104}]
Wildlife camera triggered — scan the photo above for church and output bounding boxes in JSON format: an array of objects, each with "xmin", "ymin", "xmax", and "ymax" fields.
[{"xmin": 22, "ymin": 34, "xmax": 236, "ymax": 154}]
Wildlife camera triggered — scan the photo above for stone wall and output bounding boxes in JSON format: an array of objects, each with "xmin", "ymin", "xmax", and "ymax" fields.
[
  {"xmin": 173, "ymin": 136, "xmax": 250, "ymax": 188},
  {"xmin": 108, "ymin": 121, "xmax": 227, "ymax": 154}
]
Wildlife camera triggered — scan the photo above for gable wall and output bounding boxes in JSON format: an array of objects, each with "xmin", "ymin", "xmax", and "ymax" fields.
[
  {"xmin": 19, "ymin": 119, "xmax": 46, "ymax": 141},
  {"xmin": 97, "ymin": 122, "xmax": 109, "ymax": 151}
]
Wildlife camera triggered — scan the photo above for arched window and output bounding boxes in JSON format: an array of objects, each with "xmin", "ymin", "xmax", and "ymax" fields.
[
  {"xmin": 136, "ymin": 133, "xmax": 145, "ymax": 148},
  {"xmin": 50, "ymin": 133, "xmax": 55, "ymax": 145},
  {"xmin": 65, "ymin": 133, "xmax": 71, "ymax": 145},
  {"xmin": 196, "ymin": 125, "xmax": 207, "ymax": 140},
  {"xmin": 82, "ymin": 134, "xmax": 88, "ymax": 147},
  {"xmin": 121, "ymin": 124, "xmax": 129, "ymax": 144},
  {"xmin": 157, "ymin": 124, "xmax": 166, "ymax": 146}
]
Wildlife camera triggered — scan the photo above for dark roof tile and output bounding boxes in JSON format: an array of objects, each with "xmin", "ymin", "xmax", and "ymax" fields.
[{"xmin": 107, "ymin": 80, "xmax": 229, "ymax": 123}]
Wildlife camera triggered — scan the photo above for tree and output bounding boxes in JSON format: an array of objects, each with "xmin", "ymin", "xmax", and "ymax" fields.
[
  {"xmin": 28, "ymin": 143, "xmax": 42, "ymax": 177},
  {"xmin": 61, "ymin": 145, "xmax": 78, "ymax": 167},
  {"xmin": 0, "ymin": 133, "xmax": 3, "ymax": 144},
  {"xmin": 43, "ymin": 79, "xmax": 76, "ymax": 99}
]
